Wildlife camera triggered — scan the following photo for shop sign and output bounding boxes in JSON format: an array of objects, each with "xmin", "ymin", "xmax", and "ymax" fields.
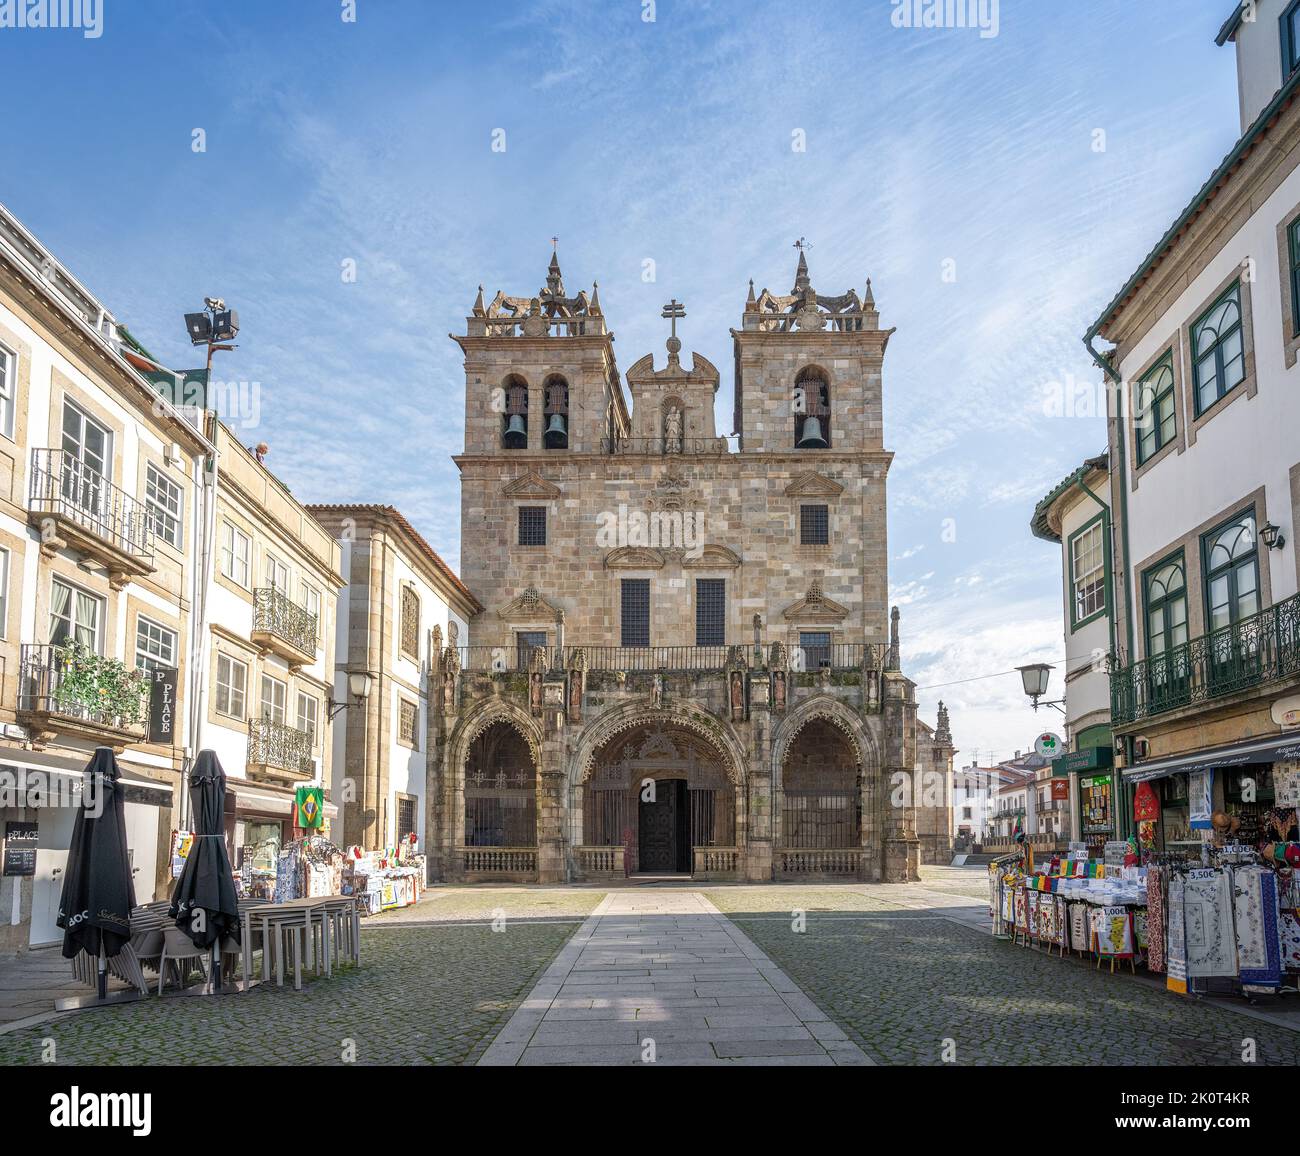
[
  {"xmin": 170, "ymin": 830, "xmax": 193, "ymax": 879},
  {"xmin": 1034, "ymin": 732, "xmax": 1063, "ymax": 759},
  {"xmin": 147, "ymin": 666, "xmax": 178, "ymax": 745},
  {"xmin": 1272, "ymin": 693, "xmax": 1300, "ymax": 728},
  {"xmin": 2, "ymin": 821, "xmax": 37, "ymax": 876},
  {"xmin": 1051, "ymin": 779, "xmax": 1069, "ymax": 801},
  {"xmin": 1053, "ymin": 745, "xmax": 1113, "ymax": 776}
]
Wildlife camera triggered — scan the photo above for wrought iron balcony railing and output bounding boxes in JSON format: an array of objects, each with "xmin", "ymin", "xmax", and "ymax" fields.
[
  {"xmin": 28, "ymin": 448, "xmax": 154, "ymax": 564},
  {"xmin": 449, "ymin": 642, "xmax": 886, "ymax": 674},
  {"xmin": 247, "ymin": 716, "xmax": 314, "ymax": 778},
  {"xmin": 1110, "ymin": 592, "xmax": 1300, "ymax": 725},
  {"xmin": 17, "ymin": 643, "xmax": 149, "ymax": 735},
  {"xmin": 252, "ymin": 587, "xmax": 319, "ymax": 660}
]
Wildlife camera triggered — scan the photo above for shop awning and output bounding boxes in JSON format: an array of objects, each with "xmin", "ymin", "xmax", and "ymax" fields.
[
  {"xmin": 227, "ymin": 780, "xmax": 339, "ymax": 820},
  {"xmin": 1123, "ymin": 732, "xmax": 1300, "ymax": 783},
  {"xmin": 0, "ymin": 759, "xmax": 175, "ymax": 806}
]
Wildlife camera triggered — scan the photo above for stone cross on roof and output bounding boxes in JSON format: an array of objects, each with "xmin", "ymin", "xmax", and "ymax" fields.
[{"xmin": 661, "ymin": 298, "xmax": 685, "ymax": 363}]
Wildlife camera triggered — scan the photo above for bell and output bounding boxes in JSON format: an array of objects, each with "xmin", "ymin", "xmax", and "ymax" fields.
[
  {"xmin": 503, "ymin": 414, "xmax": 527, "ymax": 448},
  {"xmin": 544, "ymin": 412, "xmax": 568, "ymax": 448},
  {"xmin": 796, "ymin": 415, "xmax": 828, "ymax": 448}
]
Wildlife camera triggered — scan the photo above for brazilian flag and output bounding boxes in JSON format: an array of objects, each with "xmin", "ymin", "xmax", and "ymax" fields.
[{"xmin": 296, "ymin": 785, "xmax": 324, "ymax": 830}]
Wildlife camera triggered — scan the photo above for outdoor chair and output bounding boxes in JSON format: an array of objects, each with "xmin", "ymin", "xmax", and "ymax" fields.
[{"xmin": 157, "ymin": 926, "xmax": 210, "ymax": 994}]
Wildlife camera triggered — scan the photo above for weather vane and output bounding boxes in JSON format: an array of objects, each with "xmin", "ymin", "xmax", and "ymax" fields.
[
  {"xmin": 793, "ymin": 236, "xmax": 812, "ymax": 252},
  {"xmin": 551, "ymin": 235, "xmax": 559, "ymax": 252}
]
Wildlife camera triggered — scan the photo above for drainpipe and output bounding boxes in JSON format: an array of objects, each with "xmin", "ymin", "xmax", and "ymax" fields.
[{"xmin": 1083, "ymin": 330, "xmax": 1135, "ymax": 841}]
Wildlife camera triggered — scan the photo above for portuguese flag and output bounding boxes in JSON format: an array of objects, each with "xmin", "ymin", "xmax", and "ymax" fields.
[{"xmin": 295, "ymin": 785, "xmax": 324, "ymax": 830}]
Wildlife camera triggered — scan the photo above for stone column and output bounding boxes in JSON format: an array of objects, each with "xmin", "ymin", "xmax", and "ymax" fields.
[
  {"xmin": 536, "ymin": 679, "xmax": 568, "ymax": 882},
  {"xmin": 881, "ymin": 668, "xmax": 921, "ymax": 883},
  {"xmin": 745, "ymin": 674, "xmax": 773, "ymax": 881}
]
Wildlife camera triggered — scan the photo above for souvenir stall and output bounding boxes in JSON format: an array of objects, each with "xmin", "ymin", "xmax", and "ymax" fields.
[
  {"xmin": 343, "ymin": 837, "xmax": 426, "ymax": 915},
  {"xmin": 273, "ymin": 835, "xmax": 347, "ymax": 901}
]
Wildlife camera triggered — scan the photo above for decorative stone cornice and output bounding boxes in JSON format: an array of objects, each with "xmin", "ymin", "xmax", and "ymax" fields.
[
  {"xmin": 781, "ymin": 579, "xmax": 848, "ymax": 624},
  {"xmin": 497, "ymin": 585, "xmax": 563, "ymax": 622},
  {"xmin": 603, "ymin": 546, "xmax": 666, "ymax": 570},
  {"xmin": 783, "ymin": 471, "xmax": 844, "ymax": 498},
  {"xmin": 501, "ymin": 471, "xmax": 561, "ymax": 499},
  {"xmin": 681, "ymin": 544, "xmax": 741, "ymax": 569}
]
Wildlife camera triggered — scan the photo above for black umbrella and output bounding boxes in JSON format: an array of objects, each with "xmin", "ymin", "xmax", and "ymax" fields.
[
  {"xmin": 169, "ymin": 750, "xmax": 239, "ymax": 988},
  {"xmin": 57, "ymin": 747, "xmax": 136, "ymax": 999}
]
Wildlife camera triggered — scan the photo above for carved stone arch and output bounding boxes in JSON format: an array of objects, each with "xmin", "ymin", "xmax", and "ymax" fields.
[
  {"xmin": 771, "ymin": 695, "xmax": 875, "ymax": 781},
  {"xmin": 450, "ymin": 697, "xmax": 543, "ymax": 776},
  {"xmin": 568, "ymin": 701, "xmax": 747, "ymax": 791}
]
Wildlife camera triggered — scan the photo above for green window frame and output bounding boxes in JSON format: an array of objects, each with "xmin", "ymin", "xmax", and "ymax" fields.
[
  {"xmin": 1284, "ymin": 0, "xmax": 1300, "ymax": 79},
  {"xmin": 1067, "ymin": 513, "xmax": 1107, "ymax": 629},
  {"xmin": 1200, "ymin": 508, "xmax": 1260, "ymax": 634},
  {"xmin": 1289, "ymin": 216, "xmax": 1300, "ymax": 340},
  {"xmin": 1142, "ymin": 551, "xmax": 1187, "ymax": 658},
  {"xmin": 1190, "ymin": 281, "xmax": 1245, "ymax": 416},
  {"xmin": 1135, "ymin": 352, "xmax": 1176, "ymax": 464}
]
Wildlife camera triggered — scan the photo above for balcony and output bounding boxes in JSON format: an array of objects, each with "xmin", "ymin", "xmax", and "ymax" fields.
[
  {"xmin": 1110, "ymin": 592, "xmax": 1300, "ymax": 725},
  {"xmin": 251, "ymin": 587, "xmax": 318, "ymax": 669},
  {"xmin": 16, "ymin": 643, "xmax": 149, "ymax": 750},
  {"xmin": 28, "ymin": 449, "xmax": 154, "ymax": 587},
  {"xmin": 450, "ymin": 643, "xmax": 886, "ymax": 674},
  {"xmin": 246, "ymin": 716, "xmax": 315, "ymax": 784}
]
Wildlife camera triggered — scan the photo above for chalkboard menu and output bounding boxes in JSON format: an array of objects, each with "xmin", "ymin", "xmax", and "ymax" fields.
[{"xmin": 3, "ymin": 821, "xmax": 38, "ymax": 877}]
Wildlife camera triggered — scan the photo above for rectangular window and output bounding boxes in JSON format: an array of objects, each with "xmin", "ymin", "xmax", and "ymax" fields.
[
  {"xmin": 135, "ymin": 615, "xmax": 177, "ymax": 674},
  {"xmin": 296, "ymin": 691, "xmax": 318, "ymax": 741},
  {"xmin": 302, "ymin": 582, "xmax": 321, "ymax": 644},
  {"xmin": 695, "ymin": 578, "xmax": 725, "ymax": 647},
  {"xmin": 0, "ymin": 546, "xmax": 9, "ymax": 638},
  {"xmin": 1069, "ymin": 518, "xmax": 1106, "ymax": 626},
  {"xmin": 49, "ymin": 578, "xmax": 102, "ymax": 651},
  {"xmin": 516, "ymin": 630, "xmax": 547, "ymax": 667},
  {"xmin": 0, "ymin": 342, "xmax": 14, "ymax": 440},
  {"xmin": 1191, "ymin": 282, "xmax": 1245, "ymax": 415},
  {"xmin": 221, "ymin": 523, "xmax": 250, "ymax": 586},
  {"xmin": 1290, "ymin": 216, "xmax": 1300, "ymax": 341},
  {"xmin": 800, "ymin": 504, "xmax": 829, "ymax": 545},
  {"xmin": 396, "ymin": 794, "xmax": 418, "ymax": 843},
  {"xmin": 400, "ymin": 585, "xmax": 420, "ymax": 657},
  {"xmin": 799, "ymin": 631, "xmax": 831, "ymax": 669},
  {"xmin": 398, "ymin": 699, "xmax": 419, "ymax": 748},
  {"xmin": 1135, "ymin": 354, "xmax": 1177, "ymax": 464},
  {"xmin": 266, "ymin": 554, "xmax": 290, "ymax": 591},
  {"xmin": 144, "ymin": 463, "xmax": 183, "ymax": 548},
  {"xmin": 215, "ymin": 654, "xmax": 247, "ymax": 719},
  {"xmin": 62, "ymin": 401, "xmax": 110, "ymax": 479},
  {"xmin": 1285, "ymin": 0, "xmax": 1300, "ymax": 78},
  {"xmin": 260, "ymin": 674, "xmax": 287, "ymax": 725},
  {"xmin": 518, "ymin": 506, "xmax": 546, "ymax": 546},
  {"xmin": 621, "ymin": 579, "xmax": 650, "ymax": 648}
]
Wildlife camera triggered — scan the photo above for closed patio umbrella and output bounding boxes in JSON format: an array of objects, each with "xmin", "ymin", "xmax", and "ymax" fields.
[
  {"xmin": 57, "ymin": 746, "xmax": 136, "ymax": 1000},
  {"xmin": 168, "ymin": 750, "xmax": 239, "ymax": 990}
]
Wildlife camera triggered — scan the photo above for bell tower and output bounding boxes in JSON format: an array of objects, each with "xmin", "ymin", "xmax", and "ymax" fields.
[
  {"xmin": 453, "ymin": 247, "xmax": 628, "ymax": 458},
  {"xmin": 731, "ymin": 242, "xmax": 893, "ymax": 455}
]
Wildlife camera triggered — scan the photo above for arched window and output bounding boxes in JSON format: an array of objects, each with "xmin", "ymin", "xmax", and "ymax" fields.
[
  {"xmin": 543, "ymin": 374, "xmax": 569, "ymax": 449},
  {"xmin": 794, "ymin": 367, "xmax": 830, "ymax": 448},
  {"xmin": 782, "ymin": 720, "xmax": 859, "ymax": 848},
  {"xmin": 502, "ymin": 374, "xmax": 528, "ymax": 450},
  {"xmin": 465, "ymin": 722, "xmax": 537, "ymax": 847}
]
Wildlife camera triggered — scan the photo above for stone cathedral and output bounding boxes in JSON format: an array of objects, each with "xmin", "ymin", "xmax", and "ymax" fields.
[{"xmin": 427, "ymin": 248, "xmax": 954, "ymax": 884}]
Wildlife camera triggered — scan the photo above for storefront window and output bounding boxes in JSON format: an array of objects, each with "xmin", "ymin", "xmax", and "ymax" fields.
[
  {"xmin": 1079, "ymin": 773, "xmax": 1114, "ymax": 854},
  {"xmin": 1160, "ymin": 774, "xmax": 1194, "ymax": 849}
]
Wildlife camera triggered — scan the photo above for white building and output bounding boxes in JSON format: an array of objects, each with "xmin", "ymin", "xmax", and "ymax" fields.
[
  {"xmin": 309, "ymin": 504, "xmax": 480, "ymax": 865},
  {"xmin": 1088, "ymin": 1, "xmax": 1300, "ymax": 852},
  {"xmin": 951, "ymin": 762, "xmax": 998, "ymax": 844}
]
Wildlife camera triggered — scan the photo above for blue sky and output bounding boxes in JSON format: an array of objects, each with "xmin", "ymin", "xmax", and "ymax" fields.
[{"xmin": 0, "ymin": 0, "xmax": 1240, "ymax": 764}]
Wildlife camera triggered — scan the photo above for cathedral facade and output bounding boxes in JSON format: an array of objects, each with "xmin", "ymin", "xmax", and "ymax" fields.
[{"xmin": 427, "ymin": 250, "xmax": 950, "ymax": 884}]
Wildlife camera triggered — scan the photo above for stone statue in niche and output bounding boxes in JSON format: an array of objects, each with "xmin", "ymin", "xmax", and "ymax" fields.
[
  {"xmin": 772, "ymin": 669, "xmax": 787, "ymax": 713},
  {"xmin": 664, "ymin": 406, "xmax": 682, "ymax": 454},
  {"xmin": 730, "ymin": 670, "xmax": 745, "ymax": 720},
  {"xmin": 651, "ymin": 673, "xmax": 664, "ymax": 709}
]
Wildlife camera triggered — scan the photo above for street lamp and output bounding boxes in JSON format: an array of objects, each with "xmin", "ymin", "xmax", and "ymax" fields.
[
  {"xmin": 1017, "ymin": 662, "xmax": 1065, "ymax": 714},
  {"xmin": 1261, "ymin": 521, "xmax": 1286, "ymax": 551},
  {"xmin": 328, "ymin": 670, "xmax": 376, "ymax": 719}
]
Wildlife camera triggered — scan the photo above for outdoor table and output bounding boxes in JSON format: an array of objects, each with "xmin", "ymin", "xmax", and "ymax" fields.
[{"xmin": 240, "ymin": 897, "xmax": 356, "ymax": 991}]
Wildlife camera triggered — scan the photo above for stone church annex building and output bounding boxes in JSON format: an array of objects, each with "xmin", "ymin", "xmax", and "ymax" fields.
[{"xmin": 426, "ymin": 248, "xmax": 953, "ymax": 885}]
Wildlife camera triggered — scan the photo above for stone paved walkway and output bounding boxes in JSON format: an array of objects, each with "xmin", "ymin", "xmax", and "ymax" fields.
[{"xmin": 479, "ymin": 890, "xmax": 870, "ymax": 1066}]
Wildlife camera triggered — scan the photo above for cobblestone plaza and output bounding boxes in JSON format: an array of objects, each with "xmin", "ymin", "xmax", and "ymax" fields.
[{"xmin": 2, "ymin": 870, "xmax": 1295, "ymax": 1068}]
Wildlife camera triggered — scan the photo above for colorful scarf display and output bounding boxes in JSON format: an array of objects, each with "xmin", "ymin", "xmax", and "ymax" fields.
[
  {"xmin": 1068, "ymin": 902, "xmax": 1090, "ymax": 952},
  {"xmin": 1232, "ymin": 865, "xmax": 1282, "ymax": 993},
  {"xmin": 1145, "ymin": 865, "xmax": 1166, "ymax": 974},
  {"xmin": 1184, "ymin": 868, "xmax": 1237, "ymax": 978},
  {"xmin": 1166, "ymin": 875, "xmax": 1188, "ymax": 995}
]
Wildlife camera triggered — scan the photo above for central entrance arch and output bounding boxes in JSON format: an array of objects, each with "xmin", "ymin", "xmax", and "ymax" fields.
[{"xmin": 583, "ymin": 723, "xmax": 737, "ymax": 875}]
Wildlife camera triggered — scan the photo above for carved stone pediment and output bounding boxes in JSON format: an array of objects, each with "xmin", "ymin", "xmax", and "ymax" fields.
[
  {"xmin": 784, "ymin": 471, "xmax": 844, "ymax": 498},
  {"xmin": 603, "ymin": 546, "xmax": 666, "ymax": 570},
  {"xmin": 497, "ymin": 585, "xmax": 563, "ymax": 622},
  {"xmin": 681, "ymin": 544, "xmax": 742, "ymax": 569},
  {"xmin": 782, "ymin": 579, "xmax": 849, "ymax": 624},
  {"xmin": 501, "ymin": 471, "xmax": 561, "ymax": 499}
]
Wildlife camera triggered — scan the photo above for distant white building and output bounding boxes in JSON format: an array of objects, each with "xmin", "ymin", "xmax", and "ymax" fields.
[{"xmin": 951, "ymin": 763, "xmax": 998, "ymax": 844}]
